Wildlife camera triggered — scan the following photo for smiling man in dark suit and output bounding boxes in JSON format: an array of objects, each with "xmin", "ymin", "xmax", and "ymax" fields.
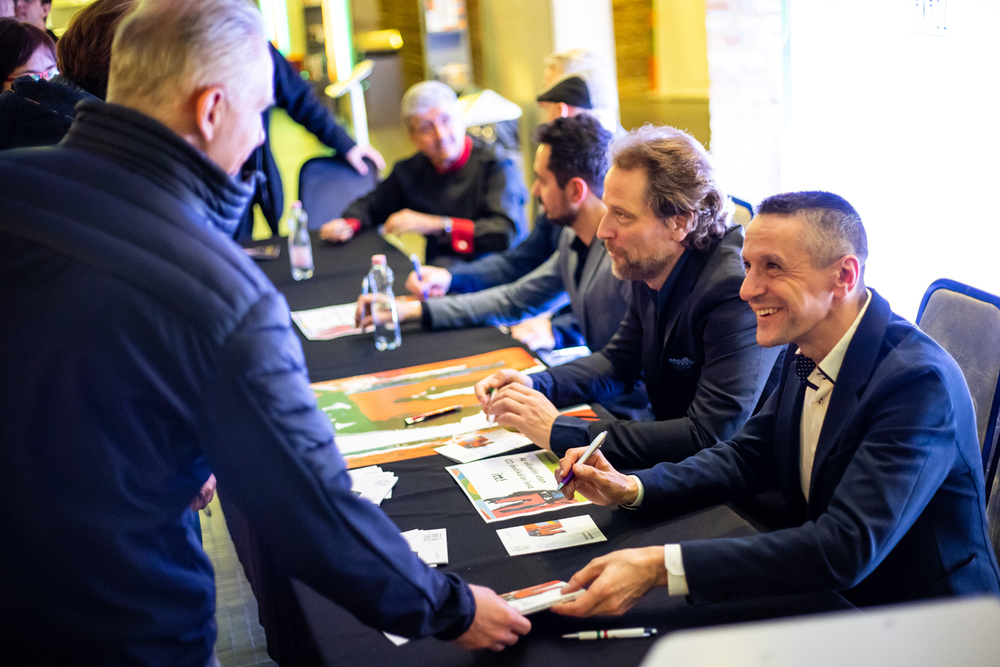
[
  {"xmin": 475, "ymin": 125, "xmax": 780, "ymax": 468},
  {"xmin": 551, "ymin": 191, "xmax": 1000, "ymax": 614}
]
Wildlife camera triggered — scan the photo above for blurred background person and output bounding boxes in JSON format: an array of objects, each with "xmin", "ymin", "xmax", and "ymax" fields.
[
  {"xmin": 0, "ymin": 18, "xmax": 55, "ymax": 94},
  {"xmin": 0, "ymin": 0, "xmax": 133, "ymax": 149},
  {"xmin": 321, "ymin": 80, "xmax": 528, "ymax": 266},
  {"xmin": 233, "ymin": 43, "xmax": 386, "ymax": 241},
  {"xmin": 56, "ymin": 0, "xmax": 133, "ymax": 100},
  {"xmin": 13, "ymin": 0, "xmax": 55, "ymax": 41}
]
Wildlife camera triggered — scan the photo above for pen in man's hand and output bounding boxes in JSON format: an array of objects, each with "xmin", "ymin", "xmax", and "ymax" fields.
[
  {"xmin": 554, "ymin": 431, "xmax": 608, "ymax": 492},
  {"xmin": 409, "ymin": 253, "xmax": 427, "ymax": 299},
  {"xmin": 486, "ymin": 387, "xmax": 496, "ymax": 423}
]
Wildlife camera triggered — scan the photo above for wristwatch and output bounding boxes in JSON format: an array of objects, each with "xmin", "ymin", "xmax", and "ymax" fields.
[{"xmin": 440, "ymin": 216, "xmax": 453, "ymax": 234}]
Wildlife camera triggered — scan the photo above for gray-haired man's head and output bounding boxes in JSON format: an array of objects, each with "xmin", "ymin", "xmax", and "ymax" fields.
[
  {"xmin": 401, "ymin": 80, "xmax": 467, "ymax": 170},
  {"xmin": 107, "ymin": 0, "xmax": 274, "ymax": 176}
]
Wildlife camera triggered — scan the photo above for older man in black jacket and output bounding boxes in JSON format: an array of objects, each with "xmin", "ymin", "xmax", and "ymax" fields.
[{"xmin": 0, "ymin": 0, "xmax": 529, "ymax": 664}]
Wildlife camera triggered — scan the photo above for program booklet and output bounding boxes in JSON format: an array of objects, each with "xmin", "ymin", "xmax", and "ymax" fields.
[
  {"xmin": 446, "ymin": 450, "xmax": 590, "ymax": 523},
  {"xmin": 496, "ymin": 515, "xmax": 606, "ymax": 556}
]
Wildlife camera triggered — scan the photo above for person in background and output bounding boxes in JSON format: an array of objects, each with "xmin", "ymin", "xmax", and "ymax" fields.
[
  {"xmin": 0, "ymin": 17, "xmax": 54, "ymax": 93},
  {"xmin": 537, "ymin": 49, "xmax": 620, "ymax": 134},
  {"xmin": 56, "ymin": 0, "xmax": 133, "ymax": 100},
  {"xmin": 14, "ymin": 0, "xmax": 55, "ymax": 42},
  {"xmin": 0, "ymin": 0, "xmax": 530, "ymax": 661},
  {"xmin": 232, "ymin": 43, "xmax": 385, "ymax": 241},
  {"xmin": 359, "ymin": 115, "xmax": 630, "ymax": 358},
  {"xmin": 476, "ymin": 125, "xmax": 780, "ymax": 470},
  {"xmin": 0, "ymin": 0, "xmax": 134, "ymax": 150},
  {"xmin": 320, "ymin": 79, "xmax": 529, "ymax": 266},
  {"xmin": 403, "ymin": 49, "xmax": 619, "ymax": 350},
  {"xmin": 549, "ymin": 191, "xmax": 1000, "ymax": 614}
]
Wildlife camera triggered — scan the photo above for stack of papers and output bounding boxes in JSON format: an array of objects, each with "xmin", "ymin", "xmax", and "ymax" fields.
[
  {"xmin": 496, "ymin": 515, "xmax": 606, "ymax": 556},
  {"xmin": 291, "ymin": 303, "xmax": 371, "ymax": 341},
  {"xmin": 348, "ymin": 465, "xmax": 398, "ymax": 505},
  {"xmin": 400, "ymin": 528, "xmax": 448, "ymax": 567}
]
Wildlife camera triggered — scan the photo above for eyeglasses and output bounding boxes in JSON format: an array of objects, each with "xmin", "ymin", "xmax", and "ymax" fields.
[
  {"xmin": 6, "ymin": 66, "xmax": 58, "ymax": 83},
  {"xmin": 13, "ymin": 1, "xmax": 42, "ymax": 6}
]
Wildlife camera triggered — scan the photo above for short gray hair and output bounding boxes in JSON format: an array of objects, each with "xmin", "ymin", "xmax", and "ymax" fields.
[
  {"xmin": 108, "ymin": 0, "xmax": 266, "ymax": 108},
  {"xmin": 756, "ymin": 191, "xmax": 868, "ymax": 268},
  {"xmin": 400, "ymin": 80, "xmax": 459, "ymax": 125}
]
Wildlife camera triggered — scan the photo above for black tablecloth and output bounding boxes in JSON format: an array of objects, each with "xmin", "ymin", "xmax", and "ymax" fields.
[{"xmin": 229, "ymin": 232, "xmax": 849, "ymax": 667}]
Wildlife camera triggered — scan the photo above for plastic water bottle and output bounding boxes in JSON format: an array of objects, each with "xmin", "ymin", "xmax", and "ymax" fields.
[
  {"xmin": 365, "ymin": 254, "xmax": 401, "ymax": 351},
  {"xmin": 288, "ymin": 201, "xmax": 314, "ymax": 281}
]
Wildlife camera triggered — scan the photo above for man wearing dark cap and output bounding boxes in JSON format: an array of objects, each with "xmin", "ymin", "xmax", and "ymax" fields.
[{"xmin": 536, "ymin": 49, "xmax": 621, "ymax": 134}]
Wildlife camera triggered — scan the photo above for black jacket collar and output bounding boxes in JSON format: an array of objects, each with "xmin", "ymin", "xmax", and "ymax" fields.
[{"xmin": 63, "ymin": 101, "xmax": 253, "ymax": 237}]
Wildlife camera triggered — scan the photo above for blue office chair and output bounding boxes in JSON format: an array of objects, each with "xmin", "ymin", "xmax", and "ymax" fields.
[
  {"xmin": 730, "ymin": 196, "xmax": 754, "ymax": 228},
  {"xmin": 917, "ymin": 279, "xmax": 1000, "ymax": 560},
  {"xmin": 297, "ymin": 156, "xmax": 379, "ymax": 230}
]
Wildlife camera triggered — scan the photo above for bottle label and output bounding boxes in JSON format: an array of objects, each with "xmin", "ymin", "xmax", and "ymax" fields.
[{"xmin": 290, "ymin": 246, "xmax": 313, "ymax": 269}]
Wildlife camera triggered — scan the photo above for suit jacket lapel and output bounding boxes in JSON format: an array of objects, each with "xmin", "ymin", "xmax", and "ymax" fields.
[{"xmin": 807, "ymin": 290, "xmax": 892, "ymax": 512}]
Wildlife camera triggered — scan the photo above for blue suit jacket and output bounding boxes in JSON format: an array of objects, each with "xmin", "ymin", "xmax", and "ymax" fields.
[{"xmin": 635, "ymin": 289, "xmax": 1000, "ymax": 606}]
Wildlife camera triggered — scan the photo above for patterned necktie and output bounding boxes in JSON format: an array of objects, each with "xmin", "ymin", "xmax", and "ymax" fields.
[{"xmin": 795, "ymin": 354, "xmax": 819, "ymax": 390}]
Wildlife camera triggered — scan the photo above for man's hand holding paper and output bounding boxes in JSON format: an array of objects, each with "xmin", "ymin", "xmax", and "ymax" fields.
[{"xmin": 550, "ymin": 547, "xmax": 668, "ymax": 618}]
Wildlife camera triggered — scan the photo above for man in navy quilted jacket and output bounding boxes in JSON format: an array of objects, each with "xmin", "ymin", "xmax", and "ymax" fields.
[{"xmin": 0, "ymin": 0, "xmax": 529, "ymax": 664}]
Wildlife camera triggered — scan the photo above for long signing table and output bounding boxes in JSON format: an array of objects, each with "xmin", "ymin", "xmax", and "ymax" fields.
[{"xmin": 227, "ymin": 231, "xmax": 849, "ymax": 666}]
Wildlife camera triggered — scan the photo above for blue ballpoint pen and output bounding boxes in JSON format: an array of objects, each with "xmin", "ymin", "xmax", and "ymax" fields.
[
  {"xmin": 409, "ymin": 253, "xmax": 427, "ymax": 299},
  {"xmin": 554, "ymin": 431, "xmax": 608, "ymax": 492}
]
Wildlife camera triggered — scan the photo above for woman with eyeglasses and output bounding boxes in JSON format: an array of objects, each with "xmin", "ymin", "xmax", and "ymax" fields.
[
  {"xmin": 1, "ymin": 1, "xmax": 135, "ymax": 150},
  {"xmin": 0, "ymin": 17, "xmax": 56, "ymax": 92},
  {"xmin": 0, "ymin": 17, "xmax": 72, "ymax": 149}
]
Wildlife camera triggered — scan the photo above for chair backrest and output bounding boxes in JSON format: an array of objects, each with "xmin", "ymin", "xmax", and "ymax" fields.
[
  {"xmin": 297, "ymin": 156, "xmax": 379, "ymax": 230},
  {"xmin": 730, "ymin": 196, "xmax": 754, "ymax": 228},
  {"xmin": 916, "ymin": 279, "xmax": 1000, "ymax": 505}
]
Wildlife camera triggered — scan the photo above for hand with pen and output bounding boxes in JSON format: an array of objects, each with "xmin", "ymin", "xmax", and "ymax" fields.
[
  {"xmin": 548, "ymin": 449, "xmax": 666, "ymax": 617},
  {"xmin": 553, "ymin": 446, "xmax": 637, "ymax": 505},
  {"xmin": 405, "ymin": 265, "xmax": 452, "ymax": 299},
  {"xmin": 474, "ymin": 370, "xmax": 560, "ymax": 450}
]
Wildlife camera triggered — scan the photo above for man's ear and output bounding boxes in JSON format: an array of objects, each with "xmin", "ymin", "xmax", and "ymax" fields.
[
  {"xmin": 41, "ymin": 2, "xmax": 52, "ymax": 20},
  {"xmin": 667, "ymin": 213, "xmax": 694, "ymax": 243},
  {"xmin": 833, "ymin": 255, "xmax": 863, "ymax": 297},
  {"xmin": 564, "ymin": 176, "xmax": 589, "ymax": 205},
  {"xmin": 558, "ymin": 102, "xmax": 570, "ymax": 119},
  {"xmin": 195, "ymin": 87, "xmax": 226, "ymax": 144}
]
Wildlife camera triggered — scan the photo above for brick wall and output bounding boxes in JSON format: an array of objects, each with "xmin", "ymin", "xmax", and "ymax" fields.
[{"xmin": 705, "ymin": 0, "xmax": 783, "ymax": 205}]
